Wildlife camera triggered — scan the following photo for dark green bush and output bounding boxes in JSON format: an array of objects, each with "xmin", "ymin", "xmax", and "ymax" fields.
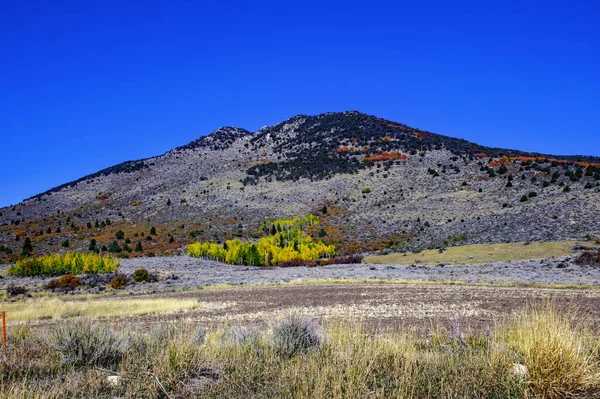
[{"xmin": 132, "ymin": 268, "xmax": 149, "ymax": 282}]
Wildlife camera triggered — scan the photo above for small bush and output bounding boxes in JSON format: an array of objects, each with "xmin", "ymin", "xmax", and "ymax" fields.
[
  {"xmin": 219, "ymin": 326, "xmax": 262, "ymax": 347},
  {"xmin": 6, "ymin": 285, "xmax": 27, "ymax": 297},
  {"xmin": 52, "ymin": 320, "xmax": 126, "ymax": 367},
  {"xmin": 132, "ymin": 268, "xmax": 150, "ymax": 282},
  {"xmin": 271, "ymin": 314, "xmax": 324, "ymax": 358},
  {"xmin": 58, "ymin": 274, "xmax": 82, "ymax": 288},
  {"xmin": 46, "ymin": 274, "xmax": 83, "ymax": 290},
  {"xmin": 574, "ymin": 250, "xmax": 600, "ymax": 266},
  {"xmin": 319, "ymin": 254, "xmax": 364, "ymax": 265},
  {"xmin": 110, "ymin": 274, "xmax": 129, "ymax": 290}
]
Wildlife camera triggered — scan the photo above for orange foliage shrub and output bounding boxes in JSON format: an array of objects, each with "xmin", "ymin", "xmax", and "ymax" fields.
[{"xmin": 362, "ymin": 152, "xmax": 407, "ymax": 163}]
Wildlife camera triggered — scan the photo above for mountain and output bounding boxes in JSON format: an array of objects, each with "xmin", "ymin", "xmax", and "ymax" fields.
[{"xmin": 1, "ymin": 111, "xmax": 599, "ymax": 261}]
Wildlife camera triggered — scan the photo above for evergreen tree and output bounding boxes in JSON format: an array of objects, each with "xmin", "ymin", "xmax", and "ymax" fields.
[
  {"xmin": 88, "ymin": 239, "xmax": 97, "ymax": 251},
  {"xmin": 21, "ymin": 237, "xmax": 33, "ymax": 257},
  {"xmin": 61, "ymin": 239, "xmax": 69, "ymax": 248},
  {"xmin": 108, "ymin": 240, "xmax": 122, "ymax": 253},
  {"xmin": 169, "ymin": 235, "xmax": 175, "ymax": 243},
  {"xmin": 134, "ymin": 241, "xmax": 143, "ymax": 252},
  {"xmin": 150, "ymin": 226, "xmax": 157, "ymax": 235},
  {"xmin": 115, "ymin": 230, "xmax": 125, "ymax": 240}
]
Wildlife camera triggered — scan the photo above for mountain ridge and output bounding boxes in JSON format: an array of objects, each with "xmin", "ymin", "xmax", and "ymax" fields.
[{"xmin": 1, "ymin": 110, "xmax": 599, "ymax": 262}]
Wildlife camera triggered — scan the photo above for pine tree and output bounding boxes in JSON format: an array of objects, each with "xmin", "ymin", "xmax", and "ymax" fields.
[
  {"xmin": 150, "ymin": 226, "xmax": 157, "ymax": 235},
  {"xmin": 21, "ymin": 237, "xmax": 33, "ymax": 257},
  {"xmin": 88, "ymin": 239, "xmax": 97, "ymax": 251},
  {"xmin": 61, "ymin": 239, "xmax": 69, "ymax": 248},
  {"xmin": 135, "ymin": 241, "xmax": 143, "ymax": 252}
]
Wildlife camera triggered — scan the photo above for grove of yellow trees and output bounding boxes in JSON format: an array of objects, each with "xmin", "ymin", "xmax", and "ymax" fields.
[{"xmin": 188, "ymin": 215, "xmax": 335, "ymax": 266}]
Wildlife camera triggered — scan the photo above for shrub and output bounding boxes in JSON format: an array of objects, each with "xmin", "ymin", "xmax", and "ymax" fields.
[
  {"xmin": 528, "ymin": 191, "xmax": 537, "ymax": 198},
  {"xmin": 219, "ymin": 326, "xmax": 262, "ymax": 347},
  {"xmin": 115, "ymin": 230, "xmax": 125, "ymax": 240},
  {"xmin": 52, "ymin": 320, "xmax": 126, "ymax": 367},
  {"xmin": 520, "ymin": 195, "xmax": 529, "ymax": 202},
  {"xmin": 574, "ymin": 250, "xmax": 600, "ymax": 265},
  {"xmin": 271, "ymin": 314, "xmax": 324, "ymax": 358},
  {"xmin": 110, "ymin": 274, "xmax": 129, "ymax": 289},
  {"xmin": 319, "ymin": 254, "xmax": 364, "ymax": 265},
  {"xmin": 58, "ymin": 274, "xmax": 82, "ymax": 288},
  {"xmin": 132, "ymin": 268, "xmax": 149, "ymax": 282},
  {"xmin": 6, "ymin": 285, "xmax": 27, "ymax": 297},
  {"xmin": 361, "ymin": 187, "xmax": 371, "ymax": 194}
]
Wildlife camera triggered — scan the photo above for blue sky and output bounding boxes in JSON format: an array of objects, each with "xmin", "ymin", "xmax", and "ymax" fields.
[{"xmin": 1, "ymin": 0, "xmax": 598, "ymax": 207}]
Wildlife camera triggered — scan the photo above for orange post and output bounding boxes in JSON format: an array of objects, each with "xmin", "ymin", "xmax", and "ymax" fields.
[{"xmin": 2, "ymin": 311, "xmax": 6, "ymax": 347}]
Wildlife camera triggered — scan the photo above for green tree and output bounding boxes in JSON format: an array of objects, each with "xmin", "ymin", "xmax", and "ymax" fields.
[
  {"xmin": 88, "ymin": 239, "xmax": 97, "ymax": 251},
  {"xmin": 150, "ymin": 226, "xmax": 157, "ymax": 235},
  {"xmin": 21, "ymin": 237, "xmax": 33, "ymax": 257},
  {"xmin": 115, "ymin": 230, "xmax": 125, "ymax": 240},
  {"xmin": 61, "ymin": 239, "xmax": 70, "ymax": 248},
  {"xmin": 134, "ymin": 241, "xmax": 143, "ymax": 252},
  {"xmin": 108, "ymin": 240, "xmax": 122, "ymax": 253}
]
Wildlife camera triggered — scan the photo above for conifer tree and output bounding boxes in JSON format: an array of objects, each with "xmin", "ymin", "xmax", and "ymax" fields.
[{"xmin": 21, "ymin": 237, "xmax": 33, "ymax": 257}]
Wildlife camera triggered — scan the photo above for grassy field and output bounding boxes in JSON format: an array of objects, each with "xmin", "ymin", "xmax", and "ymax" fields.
[
  {"xmin": 364, "ymin": 240, "xmax": 579, "ymax": 265},
  {"xmin": 0, "ymin": 297, "xmax": 209, "ymax": 322},
  {"xmin": 1, "ymin": 304, "xmax": 599, "ymax": 398}
]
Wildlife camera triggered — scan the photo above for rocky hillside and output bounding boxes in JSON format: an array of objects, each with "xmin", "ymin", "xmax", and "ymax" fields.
[{"xmin": 1, "ymin": 111, "xmax": 599, "ymax": 262}]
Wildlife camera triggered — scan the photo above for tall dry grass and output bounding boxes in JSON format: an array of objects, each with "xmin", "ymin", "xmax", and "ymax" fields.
[{"xmin": 0, "ymin": 304, "xmax": 598, "ymax": 398}]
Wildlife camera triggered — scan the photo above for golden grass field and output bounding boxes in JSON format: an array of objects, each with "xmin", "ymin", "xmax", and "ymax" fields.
[
  {"xmin": 0, "ymin": 297, "xmax": 219, "ymax": 322},
  {"xmin": 364, "ymin": 240, "xmax": 579, "ymax": 265}
]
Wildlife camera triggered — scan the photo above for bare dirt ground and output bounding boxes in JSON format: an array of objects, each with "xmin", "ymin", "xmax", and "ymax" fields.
[{"xmin": 118, "ymin": 282, "xmax": 600, "ymax": 334}]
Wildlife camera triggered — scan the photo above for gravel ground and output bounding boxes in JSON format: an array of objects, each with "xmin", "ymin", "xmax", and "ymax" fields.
[{"xmin": 117, "ymin": 255, "xmax": 600, "ymax": 290}]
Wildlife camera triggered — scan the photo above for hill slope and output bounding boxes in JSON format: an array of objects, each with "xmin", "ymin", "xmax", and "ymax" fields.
[{"xmin": 1, "ymin": 111, "xmax": 599, "ymax": 261}]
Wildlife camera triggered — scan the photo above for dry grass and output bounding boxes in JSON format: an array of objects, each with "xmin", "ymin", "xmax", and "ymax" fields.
[
  {"xmin": 1, "ymin": 304, "xmax": 598, "ymax": 398},
  {"xmin": 0, "ymin": 297, "xmax": 227, "ymax": 323},
  {"xmin": 365, "ymin": 240, "xmax": 579, "ymax": 265}
]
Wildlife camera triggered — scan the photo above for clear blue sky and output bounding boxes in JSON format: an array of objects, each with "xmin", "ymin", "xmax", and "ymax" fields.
[{"xmin": 1, "ymin": 0, "xmax": 599, "ymax": 207}]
